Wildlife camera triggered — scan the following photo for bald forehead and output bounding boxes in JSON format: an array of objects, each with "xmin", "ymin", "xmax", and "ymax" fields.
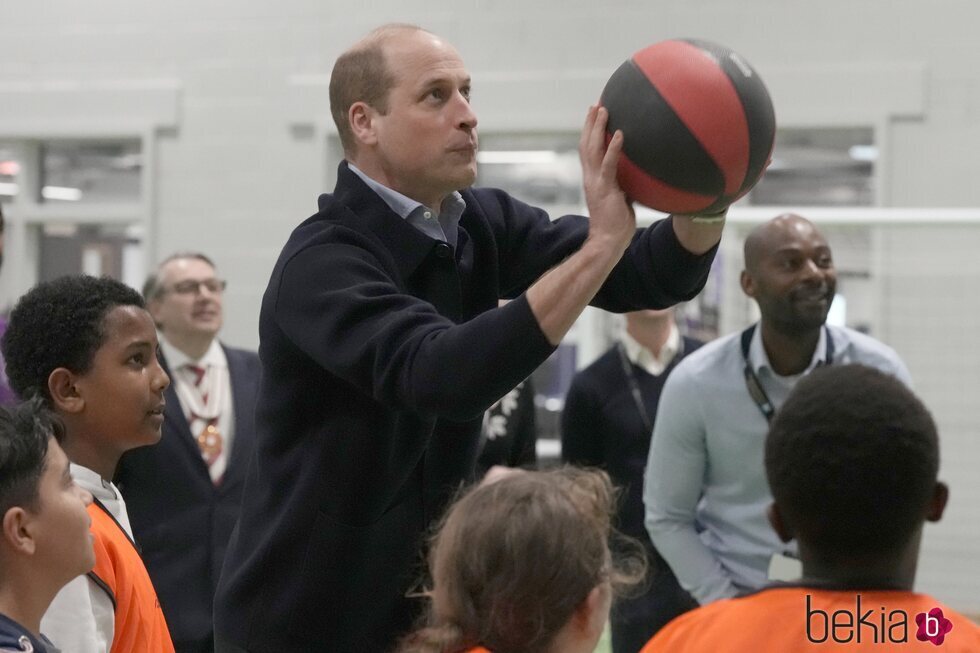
[
  {"xmin": 158, "ymin": 257, "xmax": 215, "ymax": 283},
  {"xmin": 383, "ymin": 30, "xmax": 465, "ymax": 77},
  {"xmin": 353, "ymin": 25, "xmax": 444, "ymax": 62},
  {"xmin": 744, "ymin": 214, "xmax": 826, "ymax": 269}
]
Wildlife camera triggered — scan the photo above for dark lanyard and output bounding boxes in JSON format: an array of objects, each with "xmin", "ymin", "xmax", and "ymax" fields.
[
  {"xmin": 740, "ymin": 325, "xmax": 834, "ymax": 423},
  {"xmin": 616, "ymin": 338, "xmax": 684, "ymax": 435}
]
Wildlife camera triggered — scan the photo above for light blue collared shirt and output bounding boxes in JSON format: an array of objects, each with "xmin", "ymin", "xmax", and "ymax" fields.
[
  {"xmin": 348, "ymin": 163, "xmax": 465, "ymax": 247},
  {"xmin": 643, "ymin": 323, "xmax": 912, "ymax": 605}
]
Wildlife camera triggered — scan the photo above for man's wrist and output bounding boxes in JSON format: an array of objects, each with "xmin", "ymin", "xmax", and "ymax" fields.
[{"xmin": 690, "ymin": 207, "xmax": 728, "ymax": 225}]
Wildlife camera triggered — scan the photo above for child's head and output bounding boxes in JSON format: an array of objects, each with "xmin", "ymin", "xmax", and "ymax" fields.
[
  {"xmin": 766, "ymin": 364, "xmax": 946, "ymax": 564},
  {"xmin": 1, "ymin": 275, "xmax": 170, "ymax": 455},
  {"xmin": 0, "ymin": 397, "xmax": 94, "ymax": 592},
  {"xmin": 402, "ymin": 468, "xmax": 644, "ymax": 653}
]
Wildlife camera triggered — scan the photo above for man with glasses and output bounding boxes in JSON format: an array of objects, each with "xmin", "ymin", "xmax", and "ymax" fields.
[{"xmin": 116, "ymin": 252, "xmax": 260, "ymax": 653}]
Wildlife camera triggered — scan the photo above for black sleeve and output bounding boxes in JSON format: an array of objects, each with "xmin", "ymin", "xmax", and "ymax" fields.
[
  {"xmin": 274, "ymin": 234, "xmax": 556, "ymax": 422},
  {"xmin": 469, "ymin": 189, "xmax": 718, "ymax": 310}
]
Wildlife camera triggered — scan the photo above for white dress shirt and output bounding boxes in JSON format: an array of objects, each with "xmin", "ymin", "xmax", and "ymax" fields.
[{"xmin": 159, "ymin": 335, "xmax": 235, "ymax": 482}]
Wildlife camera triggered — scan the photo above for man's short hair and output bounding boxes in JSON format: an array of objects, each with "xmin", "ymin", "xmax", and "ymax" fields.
[
  {"xmin": 0, "ymin": 397, "xmax": 66, "ymax": 517},
  {"xmin": 1, "ymin": 275, "xmax": 145, "ymax": 402},
  {"xmin": 765, "ymin": 364, "xmax": 939, "ymax": 558},
  {"xmin": 328, "ymin": 24, "xmax": 424, "ymax": 156},
  {"xmin": 142, "ymin": 251, "xmax": 216, "ymax": 300}
]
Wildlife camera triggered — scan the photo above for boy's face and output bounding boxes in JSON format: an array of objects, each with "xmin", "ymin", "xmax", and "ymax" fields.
[
  {"xmin": 31, "ymin": 438, "xmax": 95, "ymax": 584},
  {"xmin": 74, "ymin": 306, "xmax": 170, "ymax": 453}
]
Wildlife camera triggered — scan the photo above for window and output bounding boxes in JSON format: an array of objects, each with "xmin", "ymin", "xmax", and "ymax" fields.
[
  {"xmin": 747, "ymin": 127, "xmax": 875, "ymax": 206},
  {"xmin": 476, "ymin": 133, "xmax": 581, "ymax": 208},
  {"xmin": 39, "ymin": 140, "xmax": 142, "ymax": 204},
  {"xmin": 0, "ymin": 143, "xmax": 19, "ymax": 203}
]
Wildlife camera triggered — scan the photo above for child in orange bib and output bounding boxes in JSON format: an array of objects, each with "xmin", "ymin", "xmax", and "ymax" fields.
[{"xmin": 3, "ymin": 276, "xmax": 175, "ymax": 653}]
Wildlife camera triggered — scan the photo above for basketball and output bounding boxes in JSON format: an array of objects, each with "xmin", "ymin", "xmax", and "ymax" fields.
[{"xmin": 599, "ymin": 39, "xmax": 776, "ymax": 215}]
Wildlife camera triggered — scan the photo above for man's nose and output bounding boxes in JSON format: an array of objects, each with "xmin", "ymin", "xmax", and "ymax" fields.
[
  {"xmin": 800, "ymin": 258, "xmax": 824, "ymax": 282},
  {"xmin": 456, "ymin": 92, "xmax": 477, "ymax": 130}
]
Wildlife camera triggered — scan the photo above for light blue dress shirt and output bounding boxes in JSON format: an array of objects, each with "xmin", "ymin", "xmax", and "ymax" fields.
[
  {"xmin": 348, "ymin": 163, "xmax": 465, "ymax": 246},
  {"xmin": 643, "ymin": 324, "xmax": 912, "ymax": 604}
]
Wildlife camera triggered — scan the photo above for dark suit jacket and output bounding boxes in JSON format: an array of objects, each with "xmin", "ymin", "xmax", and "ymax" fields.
[
  {"xmin": 213, "ymin": 162, "xmax": 717, "ymax": 652},
  {"xmin": 117, "ymin": 344, "xmax": 260, "ymax": 651}
]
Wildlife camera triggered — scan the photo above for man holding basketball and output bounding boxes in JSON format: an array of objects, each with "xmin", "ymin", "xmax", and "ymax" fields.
[
  {"xmin": 214, "ymin": 24, "xmax": 728, "ymax": 652},
  {"xmin": 644, "ymin": 214, "xmax": 911, "ymax": 607}
]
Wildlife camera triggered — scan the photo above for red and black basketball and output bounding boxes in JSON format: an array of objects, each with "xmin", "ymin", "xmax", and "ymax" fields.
[{"xmin": 600, "ymin": 39, "xmax": 776, "ymax": 215}]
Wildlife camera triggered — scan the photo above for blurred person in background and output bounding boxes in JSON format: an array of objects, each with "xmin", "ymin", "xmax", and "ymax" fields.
[
  {"xmin": 562, "ymin": 307, "xmax": 702, "ymax": 651},
  {"xmin": 644, "ymin": 214, "xmax": 911, "ymax": 607}
]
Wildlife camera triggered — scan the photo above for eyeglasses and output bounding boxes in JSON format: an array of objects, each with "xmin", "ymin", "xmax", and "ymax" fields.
[{"xmin": 165, "ymin": 279, "xmax": 227, "ymax": 295}]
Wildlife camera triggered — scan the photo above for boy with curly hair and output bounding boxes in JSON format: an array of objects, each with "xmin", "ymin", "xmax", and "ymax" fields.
[{"xmin": 1, "ymin": 275, "xmax": 174, "ymax": 653}]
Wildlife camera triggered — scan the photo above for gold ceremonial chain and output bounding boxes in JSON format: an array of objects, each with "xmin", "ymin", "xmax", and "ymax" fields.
[{"xmin": 197, "ymin": 423, "xmax": 223, "ymax": 463}]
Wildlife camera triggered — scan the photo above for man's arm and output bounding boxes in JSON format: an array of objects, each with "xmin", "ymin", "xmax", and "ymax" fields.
[
  {"xmin": 526, "ymin": 106, "xmax": 635, "ymax": 345},
  {"xmin": 672, "ymin": 213, "xmax": 726, "ymax": 256},
  {"xmin": 643, "ymin": 367, "xmax": 739, "ymax": 604},
  {"xmin": 526, "ymin": 106, "xmax": 724, "ymax": 345},
  {"xmin": 272, "ymin": 109, "xmax": 720, "ymax": 423}
]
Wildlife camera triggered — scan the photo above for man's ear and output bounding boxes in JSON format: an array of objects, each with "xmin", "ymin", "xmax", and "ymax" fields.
[
  {"xmin": 348, "ymin": 102, "xmax": 379, "ymax": 148},
  {"xmin": 48, "ymin": 367, "xmax": 84, "ymax": 415},
  {"xmin": 740, "ymin": 269, "xmax": 755, "ymax": 298},
  {"xmin": 768, "ymin": 502, "xmax": 794, "ymax": 543},
  {"xmin": 926, "ymin": 482, "xmax": 949, "ymax": 523},
  {"xmin": 2, "ymin": 507, "xmax": 36, "ymax": 556}
]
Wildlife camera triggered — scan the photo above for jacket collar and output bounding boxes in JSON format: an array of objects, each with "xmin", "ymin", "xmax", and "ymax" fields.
[{"xmin": 324, "ymin": 161, "xmax": 455, "ymax": 281}]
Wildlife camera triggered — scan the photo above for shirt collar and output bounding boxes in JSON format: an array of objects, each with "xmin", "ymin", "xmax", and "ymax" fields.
[
  {"xmin": 69, "ymin": 462, "xmax": 119, "ymax": 501},
  {"xmin": 620, "ymin": 323, "xmax": 681, "ymax": 376},
  {"xmin": 348, "ymin": 162, "xmax": 425, "ymax": 219},
  {"xmin": 748, "ymin": 323, "xmax": 828, "ymax": 377},
  {"xmin": 347, "ymin": 162, "xmax": 465, "ymax": 219},
  {"xmin": 347, "ymin": 162, "xmax": 465, "ymax": 246},
  {"xmin": 158, "ymin": 334, "xmax": 227, "ymax": 371}
]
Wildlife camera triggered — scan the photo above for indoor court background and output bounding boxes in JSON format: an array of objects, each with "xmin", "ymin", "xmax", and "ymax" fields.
[{"xmin": 1, "ymin": 0, "xmax": 978, "ymax": 627}]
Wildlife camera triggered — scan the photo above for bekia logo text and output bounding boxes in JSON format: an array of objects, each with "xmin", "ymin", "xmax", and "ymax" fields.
[{"xmin": 806, "ymin": 594, "xmax": 953, "ymax": 646}]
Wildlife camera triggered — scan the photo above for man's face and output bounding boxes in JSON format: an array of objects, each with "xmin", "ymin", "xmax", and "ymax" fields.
[
  {"xmin": 743, "ymin": 219, "xmax": 837, "ymax": 333},
  {"xmin": 30, "ymin": 438, "xmax": 95, "ymax": 585},
  {"xmin": 148, "ymin": 258, "xmax": 224, "ymax": 343},
  {"xmin": 358, "ymin": 30, "xmax": 478, "ymax": 207}
]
